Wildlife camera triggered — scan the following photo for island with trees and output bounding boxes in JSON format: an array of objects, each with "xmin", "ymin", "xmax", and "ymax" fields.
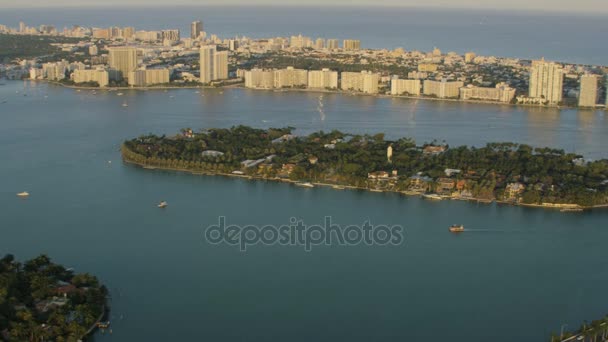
[
  {"xmin": 0, "ymin": 254, "xmax": 108, "ymax": 341},
  {"xmin": 122, "ymin": 126, "xmax": 608, "ymax": 209}
]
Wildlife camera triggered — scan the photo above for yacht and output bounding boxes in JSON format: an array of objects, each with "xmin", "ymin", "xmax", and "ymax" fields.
[
  {"xmin": 423, "ymin": 194, "xmax": 443, "ymax": 200},
  {"xmin": 17, "ymin": 192, "xmax": 30, "ymax": 197},
  {"xmin": 295, "ymin": 182, "xmax": 314, "ymax": 188},
  {"xmin": 449, "ymin": 224, "xmax": 465, "ymax": 233},
  {"xmin": 158, "ymin": 201, "xmax": 168, "ymax": 208}
]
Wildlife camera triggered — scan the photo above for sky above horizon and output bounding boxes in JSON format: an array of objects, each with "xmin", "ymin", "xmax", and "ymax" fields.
[{"xmin": 0, "ymin": 0, "xmax": 605, "ymax": 13}]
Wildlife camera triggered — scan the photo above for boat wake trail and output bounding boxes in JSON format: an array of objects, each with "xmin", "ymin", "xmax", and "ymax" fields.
[{"xmin": 464, "ymin": 229, "xmax": 522, "ymax": 233}]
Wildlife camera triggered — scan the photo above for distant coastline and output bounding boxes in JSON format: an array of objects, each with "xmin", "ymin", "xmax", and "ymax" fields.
[{"xmin": 35, "ymin": 80, "xmax": 602, "ymax": 110}]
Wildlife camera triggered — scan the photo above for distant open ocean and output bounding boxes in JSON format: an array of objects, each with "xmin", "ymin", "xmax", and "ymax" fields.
[{"xmin": 1, "ymin": 6, "xmax": 607, "ymax": 66}]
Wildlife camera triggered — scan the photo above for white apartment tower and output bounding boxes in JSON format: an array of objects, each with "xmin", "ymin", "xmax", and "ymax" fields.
[
  {"xmin": 200, "ymin": 45, "xmax": 228, "ymax": 83},
  {"xmin": 529, "ymin": 58, "xmax": 564, "ymax": 105}
]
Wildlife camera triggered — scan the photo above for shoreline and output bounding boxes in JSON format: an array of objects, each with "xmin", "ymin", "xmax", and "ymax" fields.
[
  {"xmin": 121, "ymin": 148, "xmax": 606, "ymax": 212},
  {"xmin": 31, "ymin": 79, "xmax": 607, "ymax": 111}
]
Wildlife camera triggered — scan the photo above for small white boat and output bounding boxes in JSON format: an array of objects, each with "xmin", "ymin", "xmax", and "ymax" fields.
[
  {"xmin": 158, "ymin": 201, "xmax": 168, "ymax": 208},
  {"xmin": 117, "ymin": 93, "xmax": 124, "ymax": 96},
  {"xmin": 17, "ymin": 192, "xmax": 30, "ymax": 197},
  {"xmin": 332, "ymin": 185, "xmax": 346, "ymax": 190},
  {"xmin": 295, "ymin": 182, "xmax": 314, "ymax": 188},
  {"xmin": 423, "ymin": 194, "xmax": 443, "ymax": 201},
  {"xmin": 122, "ymin": 103, "xmax": 128, "ymax": 107}
]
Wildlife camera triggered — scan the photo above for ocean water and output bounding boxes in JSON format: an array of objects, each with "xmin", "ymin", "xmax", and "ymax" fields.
[
  {"xmin": 0, "ymin": 6, "xmax": 607, "ymax": 65},
  {"xmin": 0, "ymin": 80, "xmax": 607, "ymax": 341}
]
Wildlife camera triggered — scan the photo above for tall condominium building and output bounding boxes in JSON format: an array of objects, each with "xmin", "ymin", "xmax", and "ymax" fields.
[
  {"xmin": 200, "ymin": 45, "xmax": 229, "ymax": 83},
  {"xmin": 326, "ymin": 39, "xmax": 339, "ymax": 50},
  {"xmin": 529, "ymin": 58, "xmax": 564, "ymax": 105},
  {"xmin": 244, "ymin": 69, "xmax": 275, "ymax": 89},
  {"xmin": 391, "ymin": 78, "xmax": 422, "ymax": 96},
  {"xmin": 122, "ymin": 27, "xmax": 135, "ymax": 39},
  {"xmin": 290, "ymin": 35, "xmax": 312, "ymax": 49},
  {"xmin": 92, "ymin": 28, "xmax": 110, "ymax": 40},
  {"xmin": 19, "ymin": 21, "xmax": 25, "ymax": 33},
  {"xmin": 274, "ymin": 67, "xmax": 308, "ymax": 88},
  {"xmin": 191, "ymin": 21, "xmax": 203, "ymax": 39},
  {"xmin": 432, "ymin": 47, "xmax": 442, "ymax": 57},
  {"xmin": 578, "ymin": 74, "xmax": 599, "ymax": 108},
  {"xmin": 128, "ymin": 69, "xmax": 170, "ymax": 87},
  {"xmin": 343, "ymin": 39, "xmax": 361, "ymax": 51},
  {"xmin": 459, "ymin": 83, "xmax": 516, "ymax": 103},
  {"xmin": 423, "ymin": 79, "xmax": 464, "ymax": 98},
  {"xmin": 213, "ymin": 51, "xmax": 229, "ymax": 81},
  {"xmin": 73, "ymin": 69, "xmax": 110, "ymax": 87},
  {"xmin": 341, "ymin": 71, "xmax": 380, "ymax": 94},
  {"xmin": 315, "ymin": 38, "xmax": 325, "ymax": 50},
  {"xmin": 108, "ymin": 47, "xmax": 138, "ymax": 80},
  {"xmin": 465, "ymin": 52, "xmax": 476, "ymax": 63},
  {"xmin": 135, "ymin": 30, "xmax": 160, "ymax": 42},
  {"xmin": 162, "ymin": 30, "xmax": 180, "ymax": 42},
  {"xmin": 88, "ymin": 45, "xmax": 98, "ymax": 56},
  {"xmin": 228, "ymin": 39, "xmax": 239, "ymax": 51},
  {"xmin": 308, "ymin": 69, "xmax": 338, "ymax": 89}
]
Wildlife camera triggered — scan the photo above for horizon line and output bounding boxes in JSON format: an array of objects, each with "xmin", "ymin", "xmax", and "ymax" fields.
[{"xmin": 0, "ymin": 4, "xmax": 606, "ymax": 16}]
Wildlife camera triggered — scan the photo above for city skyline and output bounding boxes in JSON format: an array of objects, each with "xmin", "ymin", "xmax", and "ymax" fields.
[{"xmin": 0, "ymin": 0, "xmax": 607, "ymax": 14}]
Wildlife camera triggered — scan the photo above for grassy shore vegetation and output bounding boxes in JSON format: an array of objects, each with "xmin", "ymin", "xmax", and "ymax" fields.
[
  {"xmin": 0, "ymin": 34, "xmax": 82, "ymax": 61},
  {"xmin": 122, "ymin": 126, "xmax": 608, "ymax": 207},
  {"xmin": 0, "ymin": 254, "xmax": 107, "ymax": 341},
  {"xmin": 550, "ymin": 315, "xmax": 608, "ymax": 342}
]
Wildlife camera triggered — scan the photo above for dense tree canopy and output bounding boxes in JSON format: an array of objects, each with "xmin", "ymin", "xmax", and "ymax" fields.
[{"xmin": 0, "ymin": 255, "xmax": 107, "ymax": 341}]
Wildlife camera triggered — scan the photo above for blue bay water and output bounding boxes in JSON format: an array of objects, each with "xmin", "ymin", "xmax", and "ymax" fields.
[
  {"xmin": 0, "ymin": 81, "xmax": 607, "ymax": 341},
  {"xmin": 0, "ymin": 6, "xmax": 607, "ymax": 65}
]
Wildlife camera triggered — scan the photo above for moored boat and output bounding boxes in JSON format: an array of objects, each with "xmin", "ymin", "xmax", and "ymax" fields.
[
  {"xmin": 423, "ymin": 194, "xmax": 443, "ymax": 200},
  {"xmin": 295, "ymin": 182, "xmax": 314, "ymax": 188},
  {"xmin": 17, "ymin": 191, "xmax": 30, "ymax": 197},
  {"xmin": 158, "ymin": 201, "xmax": 168, "ymax": 208}
]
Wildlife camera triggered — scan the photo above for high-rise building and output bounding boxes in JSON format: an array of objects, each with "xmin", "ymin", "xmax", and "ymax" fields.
[
  {"xmin": 341, "ymin": 71, "xmax": 379, "ymax": 94},
  {"xmin": 92, "ymin": 28, "xmax": 110, "ymax": 40},
  {"xmin": 465, "ymin": 52, "xmax": 476, "ymax": 63},
  {"xmin": 200, "ymin": 45, "xmax": 228, "ymax": 83},
  {"xmin": 88, "ymin": 45, "xmax": 98, "ymax": 56},
  {"xmin": 529, "ymin": 58, "xmax": 564, "ymax": 105},
  {"xmin": 191, "ymin": 21, "xmax": 203, "ymax": 39},
  {"xmin": 108, "ymin": 47, "xmax": 138, "ymax": 80},
  {"xmin": 122, "ymin": 27, "xmax": 135, "ymax": 39},
  {"xmin": 228, "ymin": 39, "xmax": 239, "ymax": 51},
  {"xmin": 578, "ymin": 74, "xmax": 598, "ymax": 108},
  {"xmin": 162, "ymin": 30, "xmax": 180, "ymax": 42},
  {"xmin": 391, "ymin": 78, "xmax": 422, "ymax": 96},
  {"xmin": 326, "ymin": 39, "xmax": 339, "ymax": 50},
  {"xmin": 19, "ymin": 21, "xmax": 26, "ymax": 33},
  {"xmin": 213, "ymin": 51, "xmax": 229, "ymax": 81},
  {"xmin": 343, "ymin": 39, "xmax": 361, "ymax": 51},
  {"xmin": 244, "ymin": 69, "xmax": 275, "ymax": 89},
  {"xmin": 73, "ymin": 69, "xmax": 110, "ymax": 87},
  {"xmin": 459, "ymin": 83, "xmax": 516, "ymax": 103},
  {"xmin": 423, "ymin": 79, "xmax": 464, "ymax": 98},
  {"xmin": 308, "ymin": 69, "xmax": 338, "ymax": 89},
  {"xmin": 274, "ymin": 67, "xmax": 308, "ymax": 88},
  {"xmin": 290, "ymin": 35, "xmax": 312, "ymax": 49},
  {"xmin": 128, "ymin": 69, "xmax": 170, "ymax": 86},
  {"xmin": 315, "ymin": 38, "xmax": 325, "ymax": 50}
]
